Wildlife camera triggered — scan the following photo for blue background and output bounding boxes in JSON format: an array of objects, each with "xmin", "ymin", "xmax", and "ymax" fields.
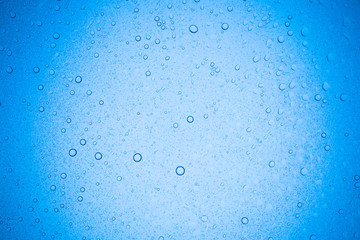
[{"xmin": 1, "ymin": 0, "xmax": 360, "ymax": 239}]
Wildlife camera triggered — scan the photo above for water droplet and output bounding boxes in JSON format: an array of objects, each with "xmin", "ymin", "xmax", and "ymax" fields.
[
  {"xmin": 300, "ymin": 167, "xmax": 308, "ymax": 176},
  {"xmin": 187, "ymin": 116, "xmax": 194, "ymax": 123},
  {"xmin": 33, "ymin": 67, "xmax": 40, "ymax": 73},
  {"xmin": 269, "ymin": 161, "xmax": 275, "ymax": 168},
  {"xmin": 221, "ymin": 23, "xmax": 229, "ymax": 30},
  {"xmin": 133, "ymin": 153, "xmax": 142, "ymax": 162},
  {"xmin": 279, "ymin": 83, "xmax": 287, "ymax": 90},
  {"xmin": 95, "ymin": 152, "xmax": 102, "ymax": 160},
  {"xmin": 322, "ymin": 82, "xmax": 330, "ymax": 91},
  {"xmin": 10, "ymin": 11, "xmax": 16, "ymax": 18},
  {"xmin": 53, "ymin": 33, "xmax": 60, "ymax": 39},
  {"xmin": 253, "ymin": 55, "xmax": 260, "ymax": 63},
  {"xmin": 75, "ymin": 76, "xmax": 82, "ymax": 83},
  {"xmin": 241, "ymin": 217, "xmax": 249, "ymax": 224},
  {"xmin": 80, "ymin": 139, "xmax": 86, "ymax": 145},
  {"xmin": 277, "ymin": 36, "xmax": 285, "ymax": 43},
  {"xmin": 314, "ymin": 94, "xmax": 321, "ymax": 101},
  {"xmin": 189, "ymin": 25, "xmax": 198, "ymax": 33},
  {"xmin": 327, "ymin": 53, "xmax": 336, "ymax": 62},
  {"xmin": 69, "ymin": 148, "xmax": 77, "ymax": 157},
  {"xmin": 6, "ymin": 66, "xmax": 13, "ymax": 74},
  {"xmin": 145, "ymin": 70, "xmax": 151, "ymax": 76},
  {"xmin": 301, "ymin": 27, "xmax": 309, "ymax": 36},
  {"xmin": 309, "ymin": 234, "xmax": 317, "ymax": 240},
  {"xmin": 176, "ymin": 166, "xmax": 185, "ymax": 176},
  {"xmin": 340, "ymin": 94, "xmax": 348, "ymax": 101}
]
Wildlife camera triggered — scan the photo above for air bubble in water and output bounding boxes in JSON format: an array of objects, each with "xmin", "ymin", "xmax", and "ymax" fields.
[
  {"xmin": 176, "ymin": 166, "xmax": 185, "ymax": 176},
  {"xmin": 133, "ymin": 153, "xmax": 142, "ymax": 162},
  {"xmin": 189, "ymin": 25, "xmax": 198, "ymax": 33}
]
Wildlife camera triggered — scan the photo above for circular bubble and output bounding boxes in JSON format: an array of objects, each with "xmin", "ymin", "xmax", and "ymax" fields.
[
  {"xmin": 221, "ymin": 23, "xmax": 229, "ymax": 30},
  {"xmin": 269, "ymin": 161, "xmax": 275, "ymax": 168},
  {"xmin": 279, "ymin": 83, "xmax": 287, "ymax": 90},
  {"xmin": 340, "ymin": 94, "xmax": 348, "ymax": 101},
  {"xmin": 173, "ymin": 122, "xmax": 179, "ymax": 128},
  {"xmin": 80, "ymin": 139, "xmax": 86, "ymax": 146},
  {"xmin": 277, "ymin": 36, "xmax": 285, "ymax": 43},
  {"xmin": 50, "ymin": 185, "xmax": 56, "ymax": 191},
  {"xmin": 145, "ymin": 70, "xmax": 151, "ymax": 76},
  {"xmin": 176, "ymin": 166, "xmax": 185, "ymax": 176},
  {"xmin": 75, "ymin": 76, "xmax": 82, "ymax": 83},
  {"xmin": 61, "ymin": 173, "xmax": 67, "ymax": 179},
  {"xmin": 95, "ymin": 152, "xmax": 102, "ymax": 160},
  {"xmin": 135, "ymin": 35, "xmax": 141, "ymax": 41},
  {"xmin": 53, "ymin": 33, "xmax": 60, "ymax": 39},
  {"xmin": 309, "ymin": 234, "xmax": 317, "ymax": 240},
  {"xmin": 300, "ymin": 167, "xmax": 308, "ymax": 176},
  {"xmin": 133, "ymin": 153, "xmax": 142, "ymax": 162},
  {"xmin": 241, "ymin": 217, "xmax": 249, "ymax": 224},
  {"xmin": 69, "ymin": 148, "xmax": 77, "ymax": 157},
  {"xmin": 6, "ymin": 66, "xmax": 13, "ymax": 74},
  {"xmin": 314, "ymin": 94, "xmax": 321, "ymax": 101},
  {"xmin": 187, "ymin": 116, "xmax": 194, "ymax": 123},
  {"xmin": 10, "ymin": 11, "xmax": 16, "ymax": 18},
  {"xmin": 301, "ymin": 27, "xmax": 309, "ymax": 36},
  {"xmin": 189, "ymin": 24, "xmax": 198, "ymax": 33},
  {"xmin": 33, "ymin": 67, "xmax": 40, "ymax": 73}
]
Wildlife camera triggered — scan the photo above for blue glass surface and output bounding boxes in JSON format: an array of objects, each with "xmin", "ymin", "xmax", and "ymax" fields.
[{"xmin": 1, "ymin": 0, "xmax": 360, "ymax": 239}]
